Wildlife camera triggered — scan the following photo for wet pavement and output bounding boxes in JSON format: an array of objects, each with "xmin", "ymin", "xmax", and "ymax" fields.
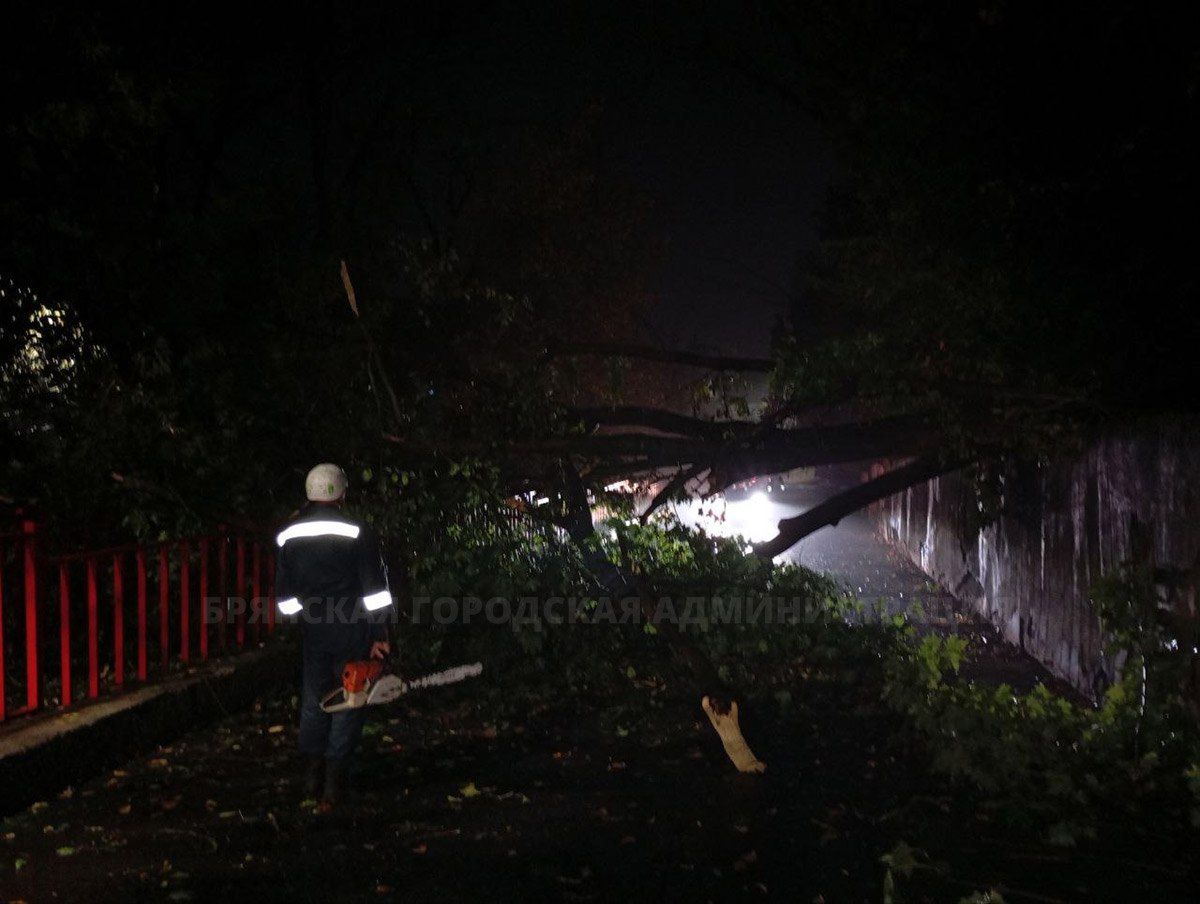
[
  {"xmin": 671, "ymin": 490, "xmax": 961, "ymax": 621},
  {"xmin": 783, "ymin": 512, "xmax": 954, "ymax": 618},
  {"xmin": 784, "ymin": 510, "xmax": 1078, "ymax": 697}
]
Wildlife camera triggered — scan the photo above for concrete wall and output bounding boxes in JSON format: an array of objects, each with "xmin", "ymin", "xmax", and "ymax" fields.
[{"xmin": 875, "ymin": 421, "xmax": 1200, "ymax": 698}]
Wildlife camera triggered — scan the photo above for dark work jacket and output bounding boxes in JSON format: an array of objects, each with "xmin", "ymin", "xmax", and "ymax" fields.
[{"xmin": 273, "ymin": 504, "xmax": 391, "ymax": 654}]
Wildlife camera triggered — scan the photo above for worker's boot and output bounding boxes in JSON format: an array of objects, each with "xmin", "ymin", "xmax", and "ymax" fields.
[
  {"xmin": 302, "ymin": 755, "xmax": 325, "ymax": 799},
  {"xmin": 321, "ymin": 757, "xmax": 349, "ymax": 809}
]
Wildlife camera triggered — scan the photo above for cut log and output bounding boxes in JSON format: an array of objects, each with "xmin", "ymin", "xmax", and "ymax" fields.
[{"xmin": 702, "ymin": 696, "xmax": 767, "ymax": 773}]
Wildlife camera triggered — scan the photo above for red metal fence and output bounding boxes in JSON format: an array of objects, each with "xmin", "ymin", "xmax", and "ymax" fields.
[{"xmin": 0, "ymin": 520, "xmax": 277, "ymax": 725}]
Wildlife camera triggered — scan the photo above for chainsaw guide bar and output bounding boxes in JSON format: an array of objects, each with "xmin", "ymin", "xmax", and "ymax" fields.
[{"xmin": 320, "ymin": 661, "xmax": 484, "ymax": 713}]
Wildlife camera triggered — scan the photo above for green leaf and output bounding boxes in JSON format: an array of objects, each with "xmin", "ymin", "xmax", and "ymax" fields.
[
  {"xmin": 880, "ymin": 839, "xmax": 920, "ymax": 878},
  {"xmin": 1046, "ymin": 822, "xmax": 1077, "ymax": 847}
]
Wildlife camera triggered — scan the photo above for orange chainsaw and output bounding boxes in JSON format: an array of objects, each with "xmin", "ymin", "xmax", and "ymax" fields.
[{"xmin": 319, "ymin": 659, "xmax": 483, "ymax": 713}]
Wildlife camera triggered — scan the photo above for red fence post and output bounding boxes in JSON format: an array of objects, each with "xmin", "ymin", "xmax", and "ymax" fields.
[
  {"xmin": 86, "ymin": 557, "xmax": 99, "ymax": 699},
  {"xmin": 218, "ymin": 527, "xmax": 228, "ymax": 653},
  {"xmin": 23, "ymin": 520, "xmax": 39, "ymax": 713},
  {"xmin": 113, "ymin": 553, "xmax": 124, "ymax": 687},
  {"xmin": 179, "ymin": 540, "xmax": 190, "ymax": 664},
  {"xmin": 136, "ymin": 548, "xmax": 148, "ymax": 681},
  {"xmin": 0, "ymin": 546, "xmax": 6, "ymax": 721},
  {"xmin": 158, "ymin": 545, "xmax": 169, "ymax": 670},
  {"xmin": 199, "ymin": 538, "xmax": 209, "ymax": 661},
  {"xmin": 58, "ymin": 562, "xmax": 71, "ymax": 708},
  {"xmin": 251, "ymin": 541, "xmax": 262, "ymax": 644},
  {"xmin": 0, "ymin": 523, "xmax": 273, "ymax": 724},
  {"xmin": 266, "ymin": 551, "xmax": 276, "ymax": 635},
  {"xmin": 235, "ymin": 536, "xmax": 246, "ymax": 649}
]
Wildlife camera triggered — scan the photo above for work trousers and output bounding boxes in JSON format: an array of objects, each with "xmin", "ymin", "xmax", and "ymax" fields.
[{"xmin": 298, "ymin": 643, "xmax": 371, "ymax": 760}]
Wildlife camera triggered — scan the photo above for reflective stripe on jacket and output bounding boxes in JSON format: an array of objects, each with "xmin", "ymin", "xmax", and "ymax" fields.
[{"xmin": 273, "ymin": 504, "xmax": 391, "ymax": 651}]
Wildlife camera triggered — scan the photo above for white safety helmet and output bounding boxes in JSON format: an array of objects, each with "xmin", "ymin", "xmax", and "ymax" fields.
[{"xmin": 305, "ymin": 463, "xmax": 348, "ymax": 502}]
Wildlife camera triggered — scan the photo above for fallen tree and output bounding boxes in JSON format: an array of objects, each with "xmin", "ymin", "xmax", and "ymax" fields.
[{"xmin": 340, "ymin": 263, "xmax": 982, "ymax": 774}]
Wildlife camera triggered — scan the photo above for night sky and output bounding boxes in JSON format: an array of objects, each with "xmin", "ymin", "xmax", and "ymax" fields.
[{"xmin": 407, "ymin": 4, "xmax": 832, "ymax": 357}]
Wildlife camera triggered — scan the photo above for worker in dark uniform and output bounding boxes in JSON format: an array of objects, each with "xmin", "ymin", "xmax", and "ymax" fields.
[{"xmin": 274, "ymin": 463, "xmax": 392, "ymax": 807}]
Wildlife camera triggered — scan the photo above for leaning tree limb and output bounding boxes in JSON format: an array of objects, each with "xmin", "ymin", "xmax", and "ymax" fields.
[
  {"xmin": 752, "ymin": 454, "xmax": 970, "ymax": 560},
  {"xmin": 342, "ymin": 260, "xmax": 405, "ymax": 428},
  {"xmin": 548, "ymin": 341, "xmax": 775, "ymax": 373},
  {"xmin": 585, "ymin": 413, "xmax": 939, "ymax": 490},
  {"xmin": 569, "ymin": 405, "xmax": 758, "ymax": 440},
  {"xmin": 384, "ymin": 411, "xmax": 938, "ymax": 481},
  {"xmin": 639, "ymin": 464, "xmax": 710, "ymax": 522},
  {"xmin": 569, "ymin": 414, "xmax": 934, "ymax": 465}
]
